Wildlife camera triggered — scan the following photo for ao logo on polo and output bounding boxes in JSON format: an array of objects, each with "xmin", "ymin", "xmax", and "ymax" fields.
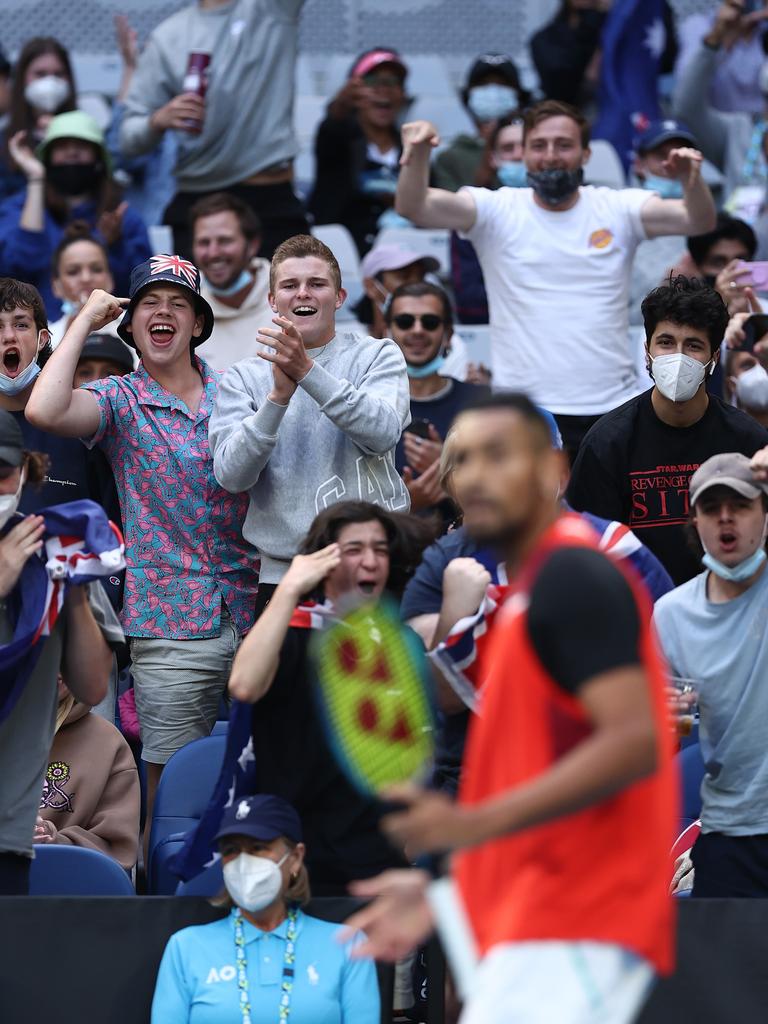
[{"xmin": 206, "ymin": 964, "xmax": 237, "ymax": 984}]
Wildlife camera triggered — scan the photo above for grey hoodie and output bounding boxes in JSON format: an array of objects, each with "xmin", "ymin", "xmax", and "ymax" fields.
[{"xmin": 209, "ymin": 331, "xmax": 411, "ymax": 582}]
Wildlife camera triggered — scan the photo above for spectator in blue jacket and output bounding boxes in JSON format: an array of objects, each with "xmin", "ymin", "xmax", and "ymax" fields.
[{"xmin": 0, "ymin": 110, "xmax": 151, "ymax": 318}]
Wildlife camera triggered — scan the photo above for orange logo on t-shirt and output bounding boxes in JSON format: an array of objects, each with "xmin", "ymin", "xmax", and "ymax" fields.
[{"xmin": 589, "ymin": 228, "xmax": 613, "ymax": 249}]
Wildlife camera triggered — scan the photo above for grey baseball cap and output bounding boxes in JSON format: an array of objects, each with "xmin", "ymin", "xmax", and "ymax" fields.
[
  {"xmin": 0, "ymin": 409, "xmax": 23, "ymax": 467},
  {"xmin": 689, "ymin": 453, "xmax": 766, "ymax": 506}
]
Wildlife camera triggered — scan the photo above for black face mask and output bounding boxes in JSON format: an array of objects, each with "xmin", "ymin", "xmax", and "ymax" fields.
[
  {"xmin": 526, "ymin": 167, "xmax": 584, "ymax": 206},
  {"xmin": 46, "ymin": 162, "xmax": 103, "ymax": 197}
]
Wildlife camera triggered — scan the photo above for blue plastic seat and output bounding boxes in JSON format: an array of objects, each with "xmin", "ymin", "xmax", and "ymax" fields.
[
  {"xmin": 676, "ymin": 742, "xmax": 705, "ymax": 833},
  {"xmin": 29, "ymin": 845, "xmax": 135, "ymax": 895},
  {"xmin": 147, "ymin": 733, "xmax": 227, "ymax": 894}
]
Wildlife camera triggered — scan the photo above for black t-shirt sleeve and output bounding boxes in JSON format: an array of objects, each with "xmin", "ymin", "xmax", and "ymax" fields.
[{"xmin": 526, "ymin": 547, "xmax": 641, "ymax": 695}]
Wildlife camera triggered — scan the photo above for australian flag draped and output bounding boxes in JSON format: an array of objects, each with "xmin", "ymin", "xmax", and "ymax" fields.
[
  {"xmin": 171, "ymin": 600, "xmax": 338, "ymax": 883},
  {"xmin": 592, "ymin": 0, "xmax": 665, "ymax": 171},
  {"xmin": 0, "ymin": 499, "xmax": 125, "ymax": 724}
]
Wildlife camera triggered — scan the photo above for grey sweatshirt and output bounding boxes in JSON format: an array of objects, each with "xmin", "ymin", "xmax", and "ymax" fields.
[
  {"xmin": 673, "ymin": 42, "xmax": 754, "ymax": 200},
  {"xmin": 209, "ymin": 331, "xmax": 411, "ymax": 582},
  {"xmin": 119, "ymin": 0, "xmax": 304, "ymax": 192}
]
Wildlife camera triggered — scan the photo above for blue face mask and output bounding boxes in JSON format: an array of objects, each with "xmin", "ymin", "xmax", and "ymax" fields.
[
  {"xmin": 204, "ymin": 269, "xmax": 252, "ymax": 298},
  {"xmin": 496, "ymin": 160, "xmax": 528, "ymax": 188},
  {"xmin": 407, "ymin": 352, "xmax": 446, "ymax": 378},
  {"xmin": 702, "ymin": 546, "xmax": 767, "ymax": 583},
  {"xmin": 642, "ymin": 173, "xmax": 684, "ymax": 200},
  {"xmin": 0, "ymin": 357, "xmax": 40, "ymax": 396},
  {"xmin": 60, "ymin": 298, "xmax": 79, "ymax": 317},
  {"xmin": 467, "ymin": 83, "xmax": 518, "ymax": 123}
]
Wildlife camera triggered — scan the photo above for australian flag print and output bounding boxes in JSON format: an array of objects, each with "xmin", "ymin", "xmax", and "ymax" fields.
[{"xmin": 0, "ymin": 500, "xmax": 125, "ymax": 724}]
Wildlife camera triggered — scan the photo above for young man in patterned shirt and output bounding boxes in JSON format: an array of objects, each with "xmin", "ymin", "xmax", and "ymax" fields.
[{"xmin": 27, "ymin": 256, "xmax": 259, "ymax": 849}]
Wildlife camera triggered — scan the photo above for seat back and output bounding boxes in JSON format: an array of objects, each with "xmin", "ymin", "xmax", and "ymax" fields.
[
  {"xmin": 147, "ymin": 733, "xmax": 227, "ymax": 894},
  {"xmin": 29, "ymin": 845, "xmax": 135, "ymax": 896},
  {"xmin": 676, "ymin": 741, "xmax": 705, "ymax": 831},
  {"xmin": 584, "ymin": 139, "xmax": 626, "ymax": 189}
]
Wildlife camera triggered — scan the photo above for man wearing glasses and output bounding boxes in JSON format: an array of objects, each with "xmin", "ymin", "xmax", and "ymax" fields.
[{"xmin": 386, "ymin": 281, "xmax": 488, "ymax": 517}]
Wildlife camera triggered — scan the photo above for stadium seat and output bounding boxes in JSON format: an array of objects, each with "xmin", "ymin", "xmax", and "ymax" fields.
[
  {"xmin": 583, "ymin": 139, "xmax": 626, "ymax": 189},
  {"xmin": 676, "ymin": 741, "xmax": 705, "ymax": 833},
  {"xmin": 147, "ymin": 733, "xmax": 227, "ymax": 895},
  {"xmin": 374, "ymin": 226, "xmax": 451, "ymax": 274},
  {"xmin": 29, "ymin": 845, "xmax": 135, "ymax": 896},
  {"xmin": 454, "ymin": 324, "xmax": 492, "ymax": 368},
  {"xmin": 176, "ymin": 859, "xmax": 224, "ymax": 897},
  {"xmin": 211, "ymin": 720, "xmax": 228, "ymax": 736}
]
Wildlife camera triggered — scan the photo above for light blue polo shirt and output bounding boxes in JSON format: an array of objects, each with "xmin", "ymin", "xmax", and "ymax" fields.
[{"xmin": 151, "ymin": 909, "xmax": 380, "ymax": 1024}]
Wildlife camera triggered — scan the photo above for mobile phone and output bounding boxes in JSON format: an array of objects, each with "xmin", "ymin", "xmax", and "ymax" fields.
[
  {"xmin": 406, "ymin": 418, "xmax": 433, "ymax": 440},
  {"xmin": 741, "ymin": 314, "xmax": 768, "ymax": 354},
  {"xmin": 739, "ymin": 261, "xmax": 768, "ymax": 290}
]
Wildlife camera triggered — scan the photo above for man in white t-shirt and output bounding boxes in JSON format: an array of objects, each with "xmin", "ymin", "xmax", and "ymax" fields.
[{"xmin": 396, "ymin": 99, "xmax": 717, "ymax": 455}]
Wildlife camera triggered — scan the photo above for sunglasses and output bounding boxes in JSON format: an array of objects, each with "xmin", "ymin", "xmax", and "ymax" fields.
[
  {"xmin": 392, "ymin": 313, "xmax": 444, "ymax": 332},
  {"xmin": 361, "ymin": 73, "xmax": 403, "ymax": 88}
]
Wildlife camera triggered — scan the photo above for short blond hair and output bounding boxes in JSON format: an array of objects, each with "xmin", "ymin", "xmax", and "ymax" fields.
[{"xmin": 270, "ymin": 234, "xmax": 342, "ymax": 293}]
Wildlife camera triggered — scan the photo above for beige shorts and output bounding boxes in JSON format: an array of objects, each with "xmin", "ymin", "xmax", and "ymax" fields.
[{"xmin": 129, "ymin": 608, "xmax": 239, "ymax": 764}]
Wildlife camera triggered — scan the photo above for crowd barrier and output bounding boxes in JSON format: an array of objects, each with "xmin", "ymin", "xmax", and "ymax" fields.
[{"xmin": 0, "ymin": 896, "xmax": 765, "ymax": 1023}]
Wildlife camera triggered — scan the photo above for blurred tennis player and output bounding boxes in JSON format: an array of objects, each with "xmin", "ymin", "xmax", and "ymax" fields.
[{"xmin": 343, "ymin": 394, "xmax": 677, "ymax": 1024}]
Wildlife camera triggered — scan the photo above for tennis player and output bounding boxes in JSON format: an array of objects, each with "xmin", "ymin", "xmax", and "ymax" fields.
[{"xmin": 344, "ymin": 393, "xmax": 677, "ymax": 1024}]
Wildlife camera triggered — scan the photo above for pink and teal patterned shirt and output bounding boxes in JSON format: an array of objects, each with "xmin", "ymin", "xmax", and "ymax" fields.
[{"xmin": 83, "ymin": 358, "xmax": 258, "ymax": 639}]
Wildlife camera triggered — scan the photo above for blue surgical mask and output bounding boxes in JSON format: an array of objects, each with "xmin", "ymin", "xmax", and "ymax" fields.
[
  {"xmin": 496, "ymin": 160, "xmax": 528, "ymax": 188},
  {"xmin": 643, "ymin": 173, "xmax": 684, "ymax": 199},
  {"xmin": 204, "ymin": 269, "xmax": 252, "ymax": 298},
  {"xmin": 702, "ymin": 546, "xmax": 767, "ymax": 583},
  {"xmin": 467, "ymin": 83, "xmax": 518, "ymax": 123},
  {"xmin": 0, "ymin": 357, "xmax": 40, "ymax": 396},
  {"xmin": 407, "ymin": 352, "xmax": 446, "ymax": 378},
  {"xmin": 60, "ymin": 298, "xmax": 79, "ymax": 317}
]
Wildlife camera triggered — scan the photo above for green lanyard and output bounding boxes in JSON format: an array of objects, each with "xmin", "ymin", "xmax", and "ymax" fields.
[{"xmin": 234, "ymin": 905, "xmax": 299, "ymax": 1024}]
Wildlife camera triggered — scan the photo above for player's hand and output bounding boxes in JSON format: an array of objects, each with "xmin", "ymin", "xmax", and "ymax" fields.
[
  {"xmin": 77, "ymin": 290, "xmax": 130, "ymax": 332},
  {"xmin": 9, "ymin": 130, "xmax": 45, "ymax": 181},
  {"xmin": 382, "ymin": 783, "xmax": 487, "ymax": 856},
  {"xmin": 670, "ymin": 850, "xmax": 694, "ymax": 894},
  {"xmin": 34, "ymin": 815, "xmax": 57, "ymax": 844},
  {"xmin": 403, "ymin": 425, "xmax": 442, "ymax": 474},
  {"xmin": 661, "ymin": 147, "xmax": 703, "ymax": 188},
  {"xmin": 150, "ymin": 93, "xmax": 205, "ymax": 134},
  {"xmin": 400, "ymin": 120, "xmax": 440, "ymax": 166},
  {"xmin": 281, "ymin": 544, "xmax": 341, "ymax": 600},
  {"xmin": 403, "ymin": 460, "xmax": 446, "ymax": 512},
  {"xmin": 257, "ymin": 316, "xmax": 314, "ymax": 382},
  {"xmin": 339, "ymin": 869, "xmax": 433, "ymax": 962},
  {"xmin": 442, "ymin": 557, "xmax": 491, "ymax": 622},
  {"xmin": 0, "ymin": 515, "xmax": 45, "ymax": 599}
]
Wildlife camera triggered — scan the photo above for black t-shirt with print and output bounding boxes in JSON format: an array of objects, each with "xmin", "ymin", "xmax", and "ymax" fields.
[{"xmin": 567, "ymin": 389, "xmax": 768, "ymax": 584}]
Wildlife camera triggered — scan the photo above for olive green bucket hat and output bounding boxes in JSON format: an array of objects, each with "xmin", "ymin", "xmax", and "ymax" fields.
[{"xmin": 36, "ymin": 110, "xmax": 112, "ymax": 172}]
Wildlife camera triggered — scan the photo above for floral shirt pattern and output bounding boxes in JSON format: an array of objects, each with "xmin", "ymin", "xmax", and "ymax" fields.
[{"xmin": 83, "ymin": 358, "xmax": 258, "ymax": 639}]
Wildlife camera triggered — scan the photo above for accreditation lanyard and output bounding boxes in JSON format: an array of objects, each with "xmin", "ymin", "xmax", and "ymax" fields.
[{"xmin": 234, "ymin": 905, "xmax": 299, "ymax": 1024}]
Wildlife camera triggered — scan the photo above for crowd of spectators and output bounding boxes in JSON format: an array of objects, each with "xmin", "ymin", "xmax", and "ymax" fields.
[{"xmin": 4, "ymin": 0, "xmax": 768, "ymax": 1021}]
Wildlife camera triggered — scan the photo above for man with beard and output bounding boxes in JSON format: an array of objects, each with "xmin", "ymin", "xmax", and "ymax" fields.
[
  {"xmin": 396, "ymin": 99, "xmax": 716, "ymax": 457},
  {"xmin": 342, "ymin": 393, "xmax": 677, "ymax": 1024}
]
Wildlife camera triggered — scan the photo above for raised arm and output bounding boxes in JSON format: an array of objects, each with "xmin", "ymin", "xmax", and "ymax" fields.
[
  {"xmin": 641, "ymin": 146, "xmax": 716, "ymax": 239},
  {"xmin": 395, "ymin": 120, "xmax": 477, "ymax": 231},
  {"xmin": 228, "ymin": 545, "xmax": 341, "ymax": 703},
  {"xmin": 25, "ymin": 290, "xmax": 127, "ymax": 438}
]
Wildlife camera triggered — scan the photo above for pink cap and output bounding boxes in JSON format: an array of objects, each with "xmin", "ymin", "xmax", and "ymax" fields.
[{"xmin": 351, "ymin": 49, "xmax": 407, "ymax": 80}]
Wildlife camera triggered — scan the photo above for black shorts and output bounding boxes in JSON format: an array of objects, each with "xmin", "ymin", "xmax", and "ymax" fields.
[{"xmin": 691, "ymin": 831, "xmax": 768, "ymax": 898}]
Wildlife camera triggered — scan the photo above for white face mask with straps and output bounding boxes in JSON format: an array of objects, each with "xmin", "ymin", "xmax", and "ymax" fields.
[
  {"xmin": 223, "ymin": 851, "xmax": 288, "ymax": 912},
  {"xmin": 651, "ymin": 353, "xmax": 714, "ymax": 403},
  {"xmin": 0, "ymin": 468, "xmax": 25, "ymax": 530}
]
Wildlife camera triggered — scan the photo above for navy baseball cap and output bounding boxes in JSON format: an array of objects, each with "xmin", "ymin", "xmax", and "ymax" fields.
[
  {"xmin": 79, "ymin": 333, "xmax": 135, "ymax": 374},
  {"xmin": 635, "ymin": 119, "xmax": 697, "ymax": 155},
  {"xmin": 214, "ymin": 795, "xmax": 303, "ymax": 844},
  {"xmin": 0, "ymin": 409, "xmax": 23, "ymax": 467},
  {"xmin": 466, "ymin": 53, "xmax": 519, "ymax": 89},
  {"xmin": 117, "ymin": 254, "xmax": 214, "ymax": 348}
]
